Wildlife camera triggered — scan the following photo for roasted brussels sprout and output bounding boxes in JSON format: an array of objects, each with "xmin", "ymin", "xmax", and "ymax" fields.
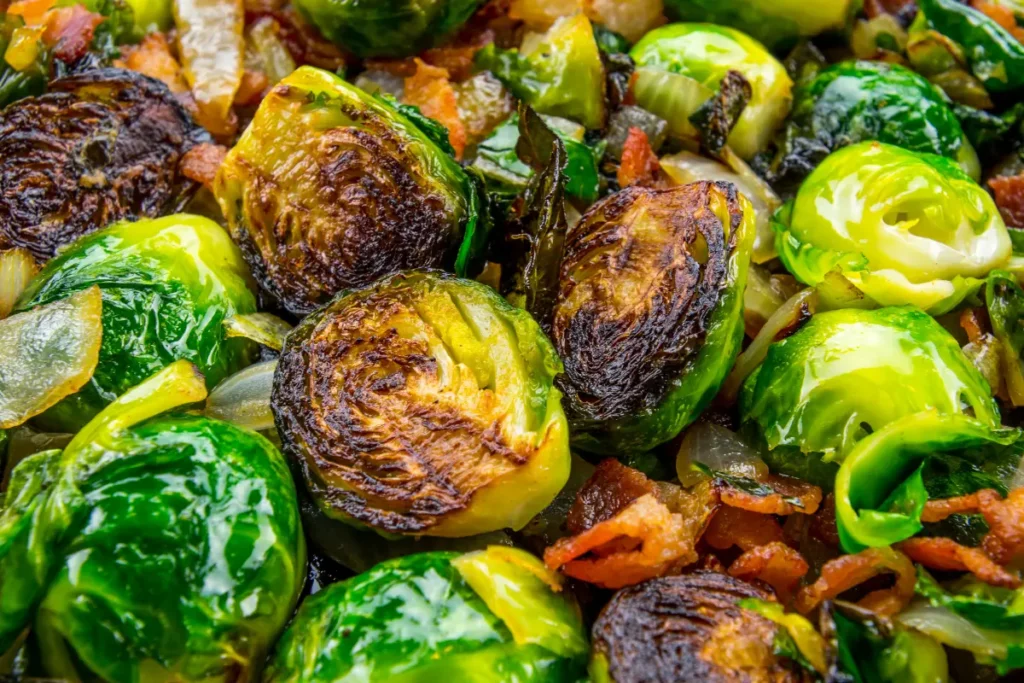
[
  {"xmin": 215, "ymin": 66, "xmax": 481, "ymax": 316},
  {"xmin": 590, "ymin": 572, "xmax": 810, "ymax": 682},
  {"xmin": 661, "ymin": 0, "xmax": 855, "ymax": 51},
  {"xmin": 740, "ymin": 307, "xmax": 1000, "ymax": 487},
  {"xmin": 265, "ymin": 548, "xmax": 588, "ymax": 681},
  {"xmin": 0, "ymin": 68, "xmax": 210, "ymax": 262},
  {"xmin": 553, "ymin": 181, "xmax": 754, "ymax": 454},
  {"xmin": 0, "ymin": 361, "xmax": 304, "ymax": 682},
  {"xmin": 775, "ymin": 142, "xmax": 1011, "ymax": 314},
  {"xmin": 15, "ymin": 214, "xmax": 257, "ymax": 431},
  {"xmin": 294, "ymin": 0, "xmax": 483, "ymax": 59},
  {"xmin": 769, "ymin": 61, "xmax": 980, "ymax": 184},
  {"xmin": 629, "ymin": 23, "xmax": 792, "ymax": 159},
  {"xmin": 272, "ymin": 270, "xmax": 570, "ymax": 537}
]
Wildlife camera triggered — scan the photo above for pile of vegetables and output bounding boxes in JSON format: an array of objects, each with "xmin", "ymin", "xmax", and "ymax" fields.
[{"xmin": 3, "ymin": 0, "xmax": 1024, "ymax": 681}]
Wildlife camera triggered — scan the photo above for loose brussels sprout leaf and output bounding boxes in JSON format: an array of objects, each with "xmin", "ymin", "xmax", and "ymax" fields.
[
  {"xmin": 223, "ymin": 312, "xmax": 292, "ymax": 351},
  {"xmin": 661, "ymin": 0, "xmax": 855, "ymax": 51},
  {"xmin": 919, "ymin": 0, "xmax": 1024, "ymax": 94},
  {"xmin": 740, "ymin": 307, "xmax": 1001, "ymax": 487},
  {"xmin": 766, "ymin": 61, "xmax": 979, "ymax": 186},
  {"xmin": 899, "ymin": 601, "xmax": 1024, "ymax": 674},
  {"xmin": 272, "ymin": 270, "xmax": 570, "ymax": 538},
  {"xmin": 775, "ymin": 142, "xmax": 1011, "ymax": 314},
  {"xmin": 125, "ymin": 0, "xmax": 172, "ymax": 32},
  {"xmin": 0, "ymin": 68, "xmax": 210, "ymax": 262},
  {"xmin": 739, "ymin": 599, "xmax": 827, "ymax": 676},
  {"xmin": 0, "ymin": 15, "xmax": 49, "ymax": 110},
  {"xmin": 215, "ymin": 66, "xmax": 480, "ymax": 315},
  {"xmin": 986, "ymin": 270, "xmax": 1024, "ymax": 406},
  {"xmin": 294, "ymin": 0, "xmax": 483, "ymax": 58},
  {"xmin": 917, "ymin": 569, "xmax": 1024, "ymax": 631},
  {"xmin": 835, "ymin": 413, "xmax": 1022, "ymax": 552},
  {"xmin": 630, "ymin": 24, "xmax": 793, "ymax": 159},
  {"xmin": 954, "ymin": 102, "xmax": 1024, "ymax": 166},
  {"xmin": 264, "ymin": 551, "xmax": 589, "ymax": 682},
  {"xmin": 475, "ymin": 13, "xmax": 606, "ymax": 130},
  {"xmin": 15, "ymin": 214, "xmax": 257, "ymax": 432},
  {"xmin": 553, "ymin": 182, "xmax": 754, "ymax": 454},
  {"xmin": 0, "ymin": 288, "xmax": 102, "ymax": 430},
  {"xmin": 205, "ymin": 359, "xmax": 277, "ymax": 432}
]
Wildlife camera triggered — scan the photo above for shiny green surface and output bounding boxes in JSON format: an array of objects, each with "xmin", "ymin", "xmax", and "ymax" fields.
[
  {"xmin": 917, "ymin": 569, "xmax": 1024, "ymax": 632},
  {"xmin": 740, "ymin": 307, "xmax": 1000, "ymax": 487},
  {"xmin": 775, "ymin": 142, "xmax": 1010, "ymax": 313},
  {"xmin": 834, "ymin": 609, "xmax": 950, "ymax": 683},
  {"xmin": 264, "ymin": 550, "xmax": 588, "ymax": 682},
  {"xmin": 15, "ymin": 214, "xmax": 257, "ymax": 431},
  {"xmin": 629, "ymin": 23, "xmax": 792, "ymax": 158}
]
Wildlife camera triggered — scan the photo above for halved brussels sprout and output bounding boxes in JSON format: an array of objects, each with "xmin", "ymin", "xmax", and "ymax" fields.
[
  {"xmin": 775, "ymin": 142, "xmax": 1011, "ymax": 314},
  {"xmin": 0, "ymin": 68, "xmax": 210, "ymax": 262},
  {"xmin": 0, "ymin": 361, "xmax": 304, "ymax": 682},
  {"xmin": 740, "ymin": 307, "xmax": 1000, "ymax": 487},
  {"xmin": 215, "ymin": 66, "xmax": 481, "ymax": 316},
  {"xmin": 553, "ymin": 181, "xmax": 754, "ymax": 454},
  {"xmin": 294, "ymin": 0, "xmax": 483, "ymax": 58},
  {"xmin": 629, "ymin": 24, "xmax": 792, "ymax": 159},
  {"xmin": 661, "ymin": 0, "xmax": 855, "ymax": 51},
  {"xmin": 15, "ymin": 214, "xmax": 257, "ymax": 432},
  {"xmin": 265, "ymin": 548, "xmax": 588, "ymax": 682},
  {"xmin": 272, "ymin": 270, "xmax": 570, "ymax": 538},
  {"xmin": 769, "ymin": 61, "xmax": 980, "ymax": 184}
]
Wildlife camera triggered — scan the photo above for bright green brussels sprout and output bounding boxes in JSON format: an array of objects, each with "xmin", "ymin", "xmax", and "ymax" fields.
[
  {"xmin": 987, "ymin": 270, "xmax": 1024, "ymax": 406},
  {"xmin": 215, "ymin": 66, "xmax": 482, "ymax": 316},
  {"xmin": 629, "ymin": 23, "xmax": 792, "ymax": 159},
  {"xmin": 774, "ymin": 142, "xmax": 1012, "ymax": 314},
  {"xmin": 264, "ymin": 547, "xmax": 589, "ymax": 681},
  {"xmin": 14, "ymin": 214, "xmax": 257, "ymax": 432},
  {"xmin": 662, "ymin": 0, "xmax": 855, "ymax": 53},
  {"xmin": 475, "ymin": 13, "xmax": 606, "ymax": 130},
  {"xmin": 552, "ymin": 182, "xmax": 754, "ymax": 455},
  {"xmin": 739, "ymin": 307, "xmax": 1000, "ymax": 487},
  {"xmin": 272, "ymin": 270, "xmax": 570, "ymax": 538},
  {"xmin": 0, "ymin": 361, "xmax": 304, "ymax": 682},
  {"xmin": 293, "ymin": 0, "xmax": 482, "ymax": 58},
  {"xmin": 769, "ymin": 61, "xmax": 980, "ymax": 184}
]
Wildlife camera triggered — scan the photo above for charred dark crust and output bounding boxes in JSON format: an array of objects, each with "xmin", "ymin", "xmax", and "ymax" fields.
[
  {"xmin": 0, "ymin": 68, "xmax": 209, "ymax": 261},
  {"xmin": 553, "ymin": 182, "xmax": 744, "ymax": 422},
  {"xmin": 592, "ymin": 571, "xmax": 807, "ymax": 683}
]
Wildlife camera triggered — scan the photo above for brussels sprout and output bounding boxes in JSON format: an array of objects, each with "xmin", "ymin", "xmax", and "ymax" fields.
[
  {"xmin": 264, "ymin": 548, "xmax": 589, "ymax": 681},
  {"xmin": 552, "ymin": 181, "xmax": 754, "ymax": 454},
  {"xmin": 0, "ymin": 361, "xmax": 304, "ymax": 682},
  {"xmin": 475, "ymin": 13, "xmax": 606, "ymax": 130},
  {"xmin": 294, "ymin": 0, "xmax": 483, "ymax": 58},
  {"xmin": 987, "ymin": 270, "xmax": 1024, "ymax": 406},
  {"xmin": 15, "ymin": 214, "xmax": 257, "ymax": 432},
  {"xmin": 740, "ymin": 307, "xmax": 1000, "ymax": 487},
  {"xmin": 774, "ymin": 142, "xmax": 1011, "ymax": 314},
  {"xmin": 768, "ymin": 61, "xmax": 980, "ymax": 185},
  {"xmin": 0, "ymin": 68, "xmax": 210, "ymax": 262},
  {"xmin": 629, "ymin": 24, "xmax": 792, "ymax": 159},
  {"xmin": 272, "ymin": 270, "xmax": 570, "ymax": 538},
  {"xmin": 215, "ymin": 66, "xmax": 481, "ymax": 315}
]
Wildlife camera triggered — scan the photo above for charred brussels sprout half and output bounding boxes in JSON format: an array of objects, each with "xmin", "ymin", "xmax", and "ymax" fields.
[
  {"xmin": 553, "ymin": 182, "xmax": 754, "ymax": 455},
  {"xmin": 0, "ymin": 68, "xmax": 210, "ymax": 262},
  {"xmin": 771, "ymin": 61, "xmax": 980, "ymax": 183},
  {"xmin": 0, "ymin": 362, "xmax": 304, "ymax": 682},
  {"xmin": 272, "ymin": 270, "xmax": 570, "ymax": 537},
  {"xmin": 216, "ymin": 66, "xmax": 480, "ymax": 316},
  {"xmin": 15, "ymin": 214, "xmax": 257, "ymax": 432},
  {"xmin": 775, "ymin": 142, "xmax": 1011, "ymax": 314},
  {"xmin": 740, "ymin": 307, "xmax": 1000, "ymax": 487},
  {"xmin": 590, "ymin": 572, "xmax": 810, "ymax": 683},
  {"xmin": 265, "ymin": 548, "xmax": 589, "ymax": 682},
  {"xmin": 294, "ymin": 0, "xmax": 483, "ymax": 59},
  {"xmin": 629, "ymin": 23, "xmax": 792, "ymax": 159}
]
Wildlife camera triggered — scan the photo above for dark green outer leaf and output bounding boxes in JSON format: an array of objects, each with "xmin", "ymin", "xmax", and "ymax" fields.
[
  {"xmin": 915, "ymin": 568, "xmax": 1024, "ymax": 631},
  {"xmin": 688, "ymin": 70, "xmax": 752, "ymax": 158}
]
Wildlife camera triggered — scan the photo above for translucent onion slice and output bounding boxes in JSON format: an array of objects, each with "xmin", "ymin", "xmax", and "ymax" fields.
[
  {"xmin": 631, "ymin": 68, "xmax": 712, "ymax": 143},
  {"xmin": 0, "ymin": 247, "xmax": 38, "ymax": 319},
  {"xmin": 675, "ymin": 422, "xmax": 768, "ymax": 487},
  {"xmin": 205, "ymin": 359, "xmax": 276, "ymax": 431},
  {"xmin": 174, "ymin": 0, "xmax": 244, "ymax": 136},
  {"xmin": 0, "ymin": 287, "xmax": 102, "ymax": 429},
  {"xmin": 223, "ymin": 312, "xmax": 292, "ymax": 351},
  {"xmin": 897, "ymin": 601, "xmax": 1018, "ymax": 661}
]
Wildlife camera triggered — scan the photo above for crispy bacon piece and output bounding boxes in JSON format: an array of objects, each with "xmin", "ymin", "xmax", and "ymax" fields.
[
  {"xmin": 809, "ymin": 494, "xmax": 841, "ymax": 548},
  {"xmin": 719, "ymin": 474, "xmax": 823, "ymax": 516},
  {"xmin": 234, "ymin": 69, "xmax": 270, "ymax": 106},
  {"xmin": 566, "ymin": 458, "xmax": 659, "ymax": 534},
  {"xmin": 42, "ymin": 4, "xmax": 103, "ymax": 63},
  {"xmin": 403, "ymin": 58, "xmax": 467, "ymax": 160},
  {"xmin": 179, "ymin": 143, "xmax": 228, "ymax": 188},
  {"xmin": 729, "ymin": 542, "xmax": 809, "ymax": 605},
  {"xmin": 795, "ymin": 547, "xmax": 916, "ymax": 616},
  {"xmin": 898, "ymin": 537, "xmax": 1021, "ymax": 589},
  {"xmin": 617, "ymin": 127, "xmax": 661, "ymax": 188},
  {"xmin": 972, "ymin": 0, "xmax": 1024, "ymax": 43},
  {"xmin": 989, "ymin": 172, "xmax": 1024, "ymax": 228},
  {"xmin": 704, "ymin": 506, "xmax": 785, "ymax": 551},
  {"xmin": 921, "ymin": 492, "xmax": 984, "ymax": 523},
  {"xmin": 115, "ymin": 33, "xmax": 190, "ymax": 95},
  {"xmin": 6, "ymin": 0, "xmax": 54, "ymax": 25},
  {"xmin": 979, "ymin": 488, "xmax": 1024, "ymax": 565}
]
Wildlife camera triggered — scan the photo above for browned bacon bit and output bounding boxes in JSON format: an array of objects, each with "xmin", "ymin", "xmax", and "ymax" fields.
[
  {"xmin": 972, "ymin": 0, "xmax": 1024, "ymax": 43},
  {"xmin": 921, "ymin": 492, "xmax": 984, "ymax": 523},
  {"xmin": 116, "ymin": 34, "xmax": 190, "ymax": 95},
  {"xmin": 719, "ymin": 474, "xmax": 823, "ymax": 516},
  {"xmin": 898, "ymin": 537, "xmax": 1021, "ymax": 589},
  {"xmin": 234, "ymin": 70, "xmax": 270, "ymax": 106},
  {"xmin": 566, "ymin": 458, "xmax": 659, "ymax": 535},
  {"xmin": 979, "ymin": 488, "xmax": 1024, "ymax": 565},
  {"xmin": 42, "ymin": 4, "xmax": 103, "ymax": 63},
  {"xmin": 704, "ymin": 506, "xmax": 785, "ymax": 552},
  {"xmin": 959, "ymin": 307, "xmax": 989, "ymax": 345},
  {"xmin": 617, "ymin": 127, "xmax": 662, "ymax": 188},
  {"xmin": 179, "ymin": 143, "xmax": 228, "ymax": 188},
  {"xmin": 403, "ymin": 58, "xmax": 467, "ymax": 160},
  {"xmin": 989, "ymin": 172, "xmax": 1024, "ymax": 228},
  {"xmin": 729, "ymin": 542, "xmax": 809, "ymax": 605},
  {"xmin": 809, "ymin": 494, "xmax": 841, "ymax": 548},
  {"xmin": 795, "ymin": 547, "xmax": 916, "ymax": 616}
]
